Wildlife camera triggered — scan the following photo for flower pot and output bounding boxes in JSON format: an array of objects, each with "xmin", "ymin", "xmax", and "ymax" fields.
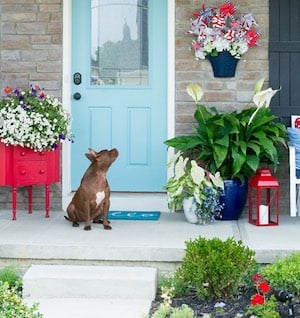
[
  {"xmin": 183, "ymin": 197, "xmax": 199, "ymax": 224},
  {"xmin": 218, "ymin": 179, "xmax": 248, "ymax": 220},
  {"xmin": 207, "ymin": 51, "xmax": 239, "ymax": 78}
]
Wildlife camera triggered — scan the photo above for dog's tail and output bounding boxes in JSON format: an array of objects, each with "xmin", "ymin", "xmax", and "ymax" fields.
[{"xmin": 64, "ymin": 216, "xmax": 71, "ymax": 222}]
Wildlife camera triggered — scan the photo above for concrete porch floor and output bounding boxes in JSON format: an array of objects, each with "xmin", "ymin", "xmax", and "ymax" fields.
[{"xmin": 0, "ymin": 209, "xmax": 300, "ymax": 274}]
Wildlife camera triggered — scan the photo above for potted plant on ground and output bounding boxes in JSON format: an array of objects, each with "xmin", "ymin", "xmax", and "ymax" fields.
[
  {"xmin": 164, "ymin": 152, "xmax": 224, "ymax": 224},
  {"xmin": 165, "ymin": 80, "xmax": 287, "ymax": 220},
  {"xmin": 187, "ymin": 0, "xmax": 260, "ymax": 77}
]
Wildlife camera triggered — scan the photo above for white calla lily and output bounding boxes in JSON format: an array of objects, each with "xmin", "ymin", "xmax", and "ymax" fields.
[
  {"xmin": 254, "ymin": 78, "xmax": 265, "ymax": 94},
  {"xmin": 187, "ymin": 83, "xmax": 203, "ymax": 103},
  {"xmin": 249, "ymin": 84, "xmax": 281, "ymax": 125},
  {"xmin": 252, "ymin": 87, "xmax": 280, "ymax": 108}
]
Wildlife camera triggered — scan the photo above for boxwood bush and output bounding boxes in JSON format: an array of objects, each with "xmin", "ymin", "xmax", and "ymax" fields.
[{"xmin": 173, "ymin": 237, "xmax": 257, "ymax": 300}]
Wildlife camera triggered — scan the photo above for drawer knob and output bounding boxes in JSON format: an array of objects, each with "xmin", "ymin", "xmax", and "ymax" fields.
[
  {"xmin": 21, "ymin": 170, "xmax": 26, "ymax": 175},
  {"xmin": 39, "ymin": 169, "xmax": 45, "ymax": 174},
  {"xmin": 21, "ymin": 151, "xmax": 26, "ymax": 156}
]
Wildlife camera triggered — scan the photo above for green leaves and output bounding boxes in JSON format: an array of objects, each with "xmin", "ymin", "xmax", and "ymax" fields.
[{"xmin": 164, "ymin": 100, "xmax": 287, "ymax": 181}]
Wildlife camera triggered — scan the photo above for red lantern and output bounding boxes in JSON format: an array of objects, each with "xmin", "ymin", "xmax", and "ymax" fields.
[{"xmin": 248, "ymin": 168, "xmax": 279, "ymax": 226}]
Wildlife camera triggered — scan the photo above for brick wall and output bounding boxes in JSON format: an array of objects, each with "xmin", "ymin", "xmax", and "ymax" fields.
[
  {"xmin": 0, "ymin": 0, "xmax": 63, "ymax": 211},
  {"xmin": 175, "ymin": 0, "xmax": 269, "ymax": 134}
]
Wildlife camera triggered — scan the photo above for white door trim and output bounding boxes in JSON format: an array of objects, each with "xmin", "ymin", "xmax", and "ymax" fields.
[{"xmin": 61, "ymin": 0, "xmax": 175, "ymax": 211}]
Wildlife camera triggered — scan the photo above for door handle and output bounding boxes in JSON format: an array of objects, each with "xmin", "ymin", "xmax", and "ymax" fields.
[{"xmin": 73, "ymin": 92, "xmax": 81, "ymax": 100}]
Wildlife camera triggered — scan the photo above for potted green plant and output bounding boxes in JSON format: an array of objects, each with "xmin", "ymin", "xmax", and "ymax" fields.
[
  {"xmin": 164, "ymin": 152, "xmax": 224, "ymax": 224},
  {"xmin": 165, "ymin": 80, "xmax": 287, "ymax": 220}
]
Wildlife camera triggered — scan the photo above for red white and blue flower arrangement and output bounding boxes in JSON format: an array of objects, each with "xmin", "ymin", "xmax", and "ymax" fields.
[{"xmin": 187, "ymin": 0, "xmax": 260, "ymax": 60}]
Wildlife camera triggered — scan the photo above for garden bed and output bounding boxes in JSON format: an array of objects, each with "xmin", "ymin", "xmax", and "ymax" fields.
[{"xmin": 149, "ymin": 288, "xmax": 300, "ymax": 317}]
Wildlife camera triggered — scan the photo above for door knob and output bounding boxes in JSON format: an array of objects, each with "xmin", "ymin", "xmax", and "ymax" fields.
[{"xmin": 73, "ymin": 92, "xmax": 81, "ymax": 100}]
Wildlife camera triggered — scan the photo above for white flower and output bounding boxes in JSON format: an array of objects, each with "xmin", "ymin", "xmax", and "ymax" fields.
[
  {"xmin": 249, "ymin": 79, "xmax": 281, "ymax": 124},
  {"xmin": 187, "ymin": 83, "xmax": 203, "ymax": 103},
  {"xmin": 0, "ymin": 86, "xmax": 73, "ymax": 150},
  {"xmin": 213, "ymin": 38, "xmax": 230, "ymax": 52},
  {"xmin": 214, "ymin": 301, "xmax": 226, "ymax": 309},
  {"xmin": 253, "ymin": 87, "xmax": 280, "ymax": 108}
]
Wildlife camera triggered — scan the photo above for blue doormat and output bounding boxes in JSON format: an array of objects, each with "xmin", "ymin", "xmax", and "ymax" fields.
[{"xmin": 108, "ymin": 211, "xmax": 160, "ymax": 221}]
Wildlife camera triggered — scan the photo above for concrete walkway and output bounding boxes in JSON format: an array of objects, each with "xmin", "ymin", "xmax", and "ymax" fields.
[
  {"xmin": 0, "ymin": 210, "xmax": 299, "ymax": 266},
  {"xmin": 0, "ymin": 210, "xmax": 300, "ymax": 317}
]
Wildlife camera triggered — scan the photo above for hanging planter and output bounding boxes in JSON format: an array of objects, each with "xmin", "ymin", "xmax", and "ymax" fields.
[
  {"xmin": 186, "ymin": 1, "xmax": 260, "ymax": 71},
  {"xmin": 207, "ymin": 51, "xmax": 239, "ymax": 78}
]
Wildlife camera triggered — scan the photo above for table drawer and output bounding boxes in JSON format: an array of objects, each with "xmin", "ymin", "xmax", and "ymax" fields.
[
  {"xmin": 15, "ymin": 147, "xmax": 47, "ymax": 161},
  {"xmin": 16, "ymin": 161, "xmax": 47, "ymax": 185}
]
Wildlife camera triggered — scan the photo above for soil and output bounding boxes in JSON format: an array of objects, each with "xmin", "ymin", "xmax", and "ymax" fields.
[{"xmin": 149, "ymin": 287, "xmax": 300, "ymax": 317}]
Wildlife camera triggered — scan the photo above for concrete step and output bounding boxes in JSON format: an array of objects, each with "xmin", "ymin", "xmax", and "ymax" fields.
[
  {"xmin": 23, "ymin": 264, "xmax": 157, "ymax": 299},
  {"xmin": 25, "ymin": 298, "xmax": 153, "ymax": 318},
  {"xmin": 23, "ymin": 265, "xmax": 157, "ymax": 318}
]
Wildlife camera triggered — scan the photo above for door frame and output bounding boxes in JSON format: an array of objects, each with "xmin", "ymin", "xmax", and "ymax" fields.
[{"xmin": 61, "ymin": 0, "xmax": 175, "ymax": 211}]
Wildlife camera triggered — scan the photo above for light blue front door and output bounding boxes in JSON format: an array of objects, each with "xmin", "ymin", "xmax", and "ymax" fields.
[{"xmin": 71, "ymin": 0, "xmax": 167, "ymax": 192}]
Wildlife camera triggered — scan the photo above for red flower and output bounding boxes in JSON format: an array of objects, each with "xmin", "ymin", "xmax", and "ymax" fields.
[
  {"xmin": 251, "ymin": 273, "xmax": 264, "ymax": 285},
  {"xmin": 219, "ymin": 1, "xmax": 236, "ymax": 17},
  {"xmin": 251, "ymin": 293, "xmax": 265, "ymax": 306},
  {"xmin": 35, "ymin": 84, "xmax": 41, "ymax": 91},
  {"xmin": 3, "ymin": 86, "xmax": 13, "ymax": 96},
  {"xmin": 246, "ymin": 29, "xmax": 259, "ymax": 46},
  {"xmin": 259, "ymin": 282, "xmax": 270, "ymax": 294}
]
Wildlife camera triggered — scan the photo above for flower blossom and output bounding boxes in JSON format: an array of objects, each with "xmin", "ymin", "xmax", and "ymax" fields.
[
  {"xmin": 187, "ymin": 0, "xmax": 260, "ymax": 59},
  {"xmin": 251, "ymin": 293, "xmax": 265, "ymax": 306}
]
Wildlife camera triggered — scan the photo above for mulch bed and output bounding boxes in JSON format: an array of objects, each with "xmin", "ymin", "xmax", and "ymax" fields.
[{"xmin": 149, "ymin": 287, "xmax": 300, "ymax": 317}]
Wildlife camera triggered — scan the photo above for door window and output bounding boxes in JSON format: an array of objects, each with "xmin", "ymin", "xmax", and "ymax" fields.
[{"xmin": 91, "ymin": 0, "xmax": 149, "ymax": 86}]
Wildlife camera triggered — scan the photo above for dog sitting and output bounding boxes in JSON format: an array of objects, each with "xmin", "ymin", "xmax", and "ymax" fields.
[{"xmin": 65, "ymin": 148, "xmax": 118, "ymax": 230}]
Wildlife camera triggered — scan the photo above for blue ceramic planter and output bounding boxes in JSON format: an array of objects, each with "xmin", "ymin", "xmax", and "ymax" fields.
[
  {"xmin": 218, "ymin": 179, "xmax": 248, "ymax": 220},
  {"xmin": 207, "ymin": 51, "xmax": 239, "ymax": 78}
]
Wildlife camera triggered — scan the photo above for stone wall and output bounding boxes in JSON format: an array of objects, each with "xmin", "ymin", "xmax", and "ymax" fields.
[{"xmin": 0, "ymin": 0, "xmax": 63, "ymax": 211}]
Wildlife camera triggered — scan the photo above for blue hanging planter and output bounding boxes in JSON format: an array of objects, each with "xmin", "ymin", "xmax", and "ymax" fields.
[{"xmin": 207, "ymin": 51, "xmax": 239, "ymax": 78}]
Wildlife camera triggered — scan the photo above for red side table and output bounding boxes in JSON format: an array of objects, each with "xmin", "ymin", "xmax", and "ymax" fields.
[{"xmin": 0, "ymin": 143, "xmax": 60, "ymax": 220}]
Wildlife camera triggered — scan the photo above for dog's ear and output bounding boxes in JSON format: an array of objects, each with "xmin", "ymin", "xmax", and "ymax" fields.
[
  {"xmin": 88, "ymin": 148, "xmax": 97, "ymax": 156},
  {"xmin": 85, "ymin": 148, "xmax": 97, "ymax": 161},
  {"xmin": 85, "ymin": 153, "xmax": 94, "ymax": 162}
]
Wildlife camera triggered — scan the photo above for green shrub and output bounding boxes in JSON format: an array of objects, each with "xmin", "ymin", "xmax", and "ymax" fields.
[
  {"xmin": 0, "ymin": 266, "xmax": 22, "ymax": 289},
  {"xmin": 149, "ymin": 304, "xmax": 195, "ymax": 318},
  {"xmin": 261, "ymin": 252, "xmax": 300, "ymax": 295},
  {"xmin": 178, "ymin": 237, "xmax": 256, "ymax": 299},
  {"xmin": 0, "ymin": 281, "xmax": 43, "ymax": 318}
]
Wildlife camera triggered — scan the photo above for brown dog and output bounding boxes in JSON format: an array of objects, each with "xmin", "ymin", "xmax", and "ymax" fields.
[{"xmin": 65, "ymin": 148, "xmax": 118, "ymax": 230}]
